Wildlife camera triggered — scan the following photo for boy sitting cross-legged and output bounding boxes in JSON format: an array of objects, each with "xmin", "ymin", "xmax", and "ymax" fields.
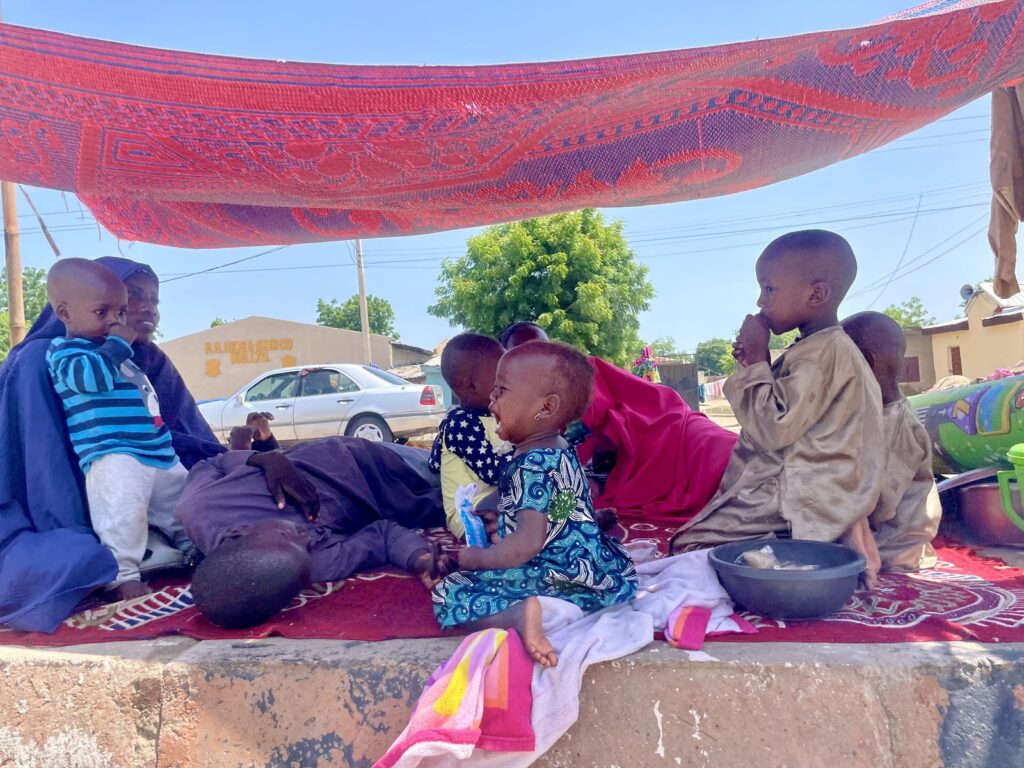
[
  {"xmin": 670, "ymin": 230, "xmax": 886, "ymax": 585},
  {"xmin": 842, "ymin": 311, "xmax": 940, "ymax": 571},
  {"xmin": 428, "ymin": 333, "xmax": 514, "ymax": 538}
]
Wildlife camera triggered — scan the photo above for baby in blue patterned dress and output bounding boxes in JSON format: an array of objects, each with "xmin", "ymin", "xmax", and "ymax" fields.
[{"xmin": 432, "ymin": 341, "xmax": 637, "ymax": 667}]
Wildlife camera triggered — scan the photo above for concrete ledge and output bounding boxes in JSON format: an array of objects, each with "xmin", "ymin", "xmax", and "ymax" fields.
[{"xmin": 2, "ymin": 637, "xmax": 1023, "ymax": 767}]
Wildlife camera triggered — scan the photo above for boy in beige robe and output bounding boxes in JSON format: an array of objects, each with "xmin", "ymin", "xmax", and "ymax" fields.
[
  {"xmin": 842, "ymin": 311, "xmax": 940, "ymax": 571},
  {"xmin": 670, "ymin": 230, "xmax": 885, "ymax": 586}
]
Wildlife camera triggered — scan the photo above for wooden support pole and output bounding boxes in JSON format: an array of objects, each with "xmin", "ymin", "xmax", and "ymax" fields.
[
  {"xmin": 355, "ymin": 238, "xmax": 372, "ymax": 364},
  {"xmin": 2, "ymin": 180, "xmax": 25, "ymax": 346}
]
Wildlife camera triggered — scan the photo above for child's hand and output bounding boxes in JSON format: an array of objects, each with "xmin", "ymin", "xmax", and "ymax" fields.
[
  {"xmin": 735, "ymin": 314, "xmax": 770, "ymax": 366},
  {"xmin": 731, "ymin": 340, "xmax": 747, "ymax": 367},
  {"xmin": 473, "ymin": 491, "xmax": 502, "ymax": 544},
  {"xmin": 473, "ymin": 506, "xmax": 501, "ymax": 545},
  {"xmin": 108, "ymin": 323, "xmax": 136, "ymax": 345},
  {"xmin": 843, "ymin": 518, "xmax": 880, "ymax": 590}
]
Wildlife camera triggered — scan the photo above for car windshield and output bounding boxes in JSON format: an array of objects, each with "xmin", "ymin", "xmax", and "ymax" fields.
[{"xmin": 362, "ymin": 366, "xmax": 408, "ymax": 386}]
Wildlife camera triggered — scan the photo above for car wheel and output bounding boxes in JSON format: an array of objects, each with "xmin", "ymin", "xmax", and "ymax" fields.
[{"xmin": 345, "ymin": 414, "xmax": 394, "ymax": 443}]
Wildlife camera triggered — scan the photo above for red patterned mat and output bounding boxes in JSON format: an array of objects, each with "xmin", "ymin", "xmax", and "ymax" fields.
[{"xmin": 1, "ymin": 525, "xmax": 1022, "ymax": 647}]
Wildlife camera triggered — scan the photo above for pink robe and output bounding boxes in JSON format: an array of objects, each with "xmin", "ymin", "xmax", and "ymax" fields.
[{"xmin": 577, "ymin": 357, "xmax": 737, "ymax": 525}]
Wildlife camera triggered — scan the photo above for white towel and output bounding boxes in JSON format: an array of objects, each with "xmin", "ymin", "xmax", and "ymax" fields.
[{"xmin": 417, "ymin": 549, "xmax": 740, "ymax": 768}]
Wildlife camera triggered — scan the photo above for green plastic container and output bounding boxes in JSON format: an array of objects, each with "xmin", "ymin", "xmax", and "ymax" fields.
[{"xmin": 996, "ymin": 443, "xmax": 1024, "ymax": 534}]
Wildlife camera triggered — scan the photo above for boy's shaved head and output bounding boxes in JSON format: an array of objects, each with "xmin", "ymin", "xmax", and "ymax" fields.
[
  {"xmin": 47, "ymin": 257, "xmax": 124, "ymax": 304},
  {"xmin": 440, "ymin": 333, "xmax": 504, "ymax": 408},
  {"xmin": 192, "ymin": 536, "xmax": 310, "ymax": 629},
  {"xmin": 761, "ymin": 229, "xmax": 858, "ymax": 305},
  {"xmin": 499, "ymin": 321, "xmax": 548, "ymax": 349},
  {"xmin": 842, "ymin": 311, "xmax": 905, "ymax": 404},
  {"xmin": 47, "ymin": 257, "xmax": 130, "ymax": 339},
  {"xmin": 842, "ymin": 311, "xmax": 905, "ymax": 364}
]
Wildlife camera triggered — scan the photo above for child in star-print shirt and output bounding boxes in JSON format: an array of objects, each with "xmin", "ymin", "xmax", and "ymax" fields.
[{"xmin": 428, "ymin": 334, "xmax": 513, "ymax": 538}]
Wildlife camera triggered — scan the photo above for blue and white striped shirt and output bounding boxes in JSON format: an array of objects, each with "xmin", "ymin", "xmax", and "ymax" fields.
[{"xmin": 46, "ymin": 335, "xmax": 178, "ymax": 473}]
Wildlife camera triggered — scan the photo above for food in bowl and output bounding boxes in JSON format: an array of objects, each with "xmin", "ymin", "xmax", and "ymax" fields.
[{"xmin": 710, "ymin": 540, "xmax": 865, "ymax": 620}]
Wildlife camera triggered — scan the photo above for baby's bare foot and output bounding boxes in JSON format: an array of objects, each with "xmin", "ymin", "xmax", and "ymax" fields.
[
  {"xmin": 522, "ymin": 596, "xmax": 557, "ymax": 667},
  {"xmin": 108, "ymin": 581, "xmax": 153, "ymax": 602}
]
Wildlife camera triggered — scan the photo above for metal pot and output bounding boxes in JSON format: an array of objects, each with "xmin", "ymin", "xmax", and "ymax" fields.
[{"xmin": 957, "ymin": 482, "xmax": 1024, "ymax": 547}]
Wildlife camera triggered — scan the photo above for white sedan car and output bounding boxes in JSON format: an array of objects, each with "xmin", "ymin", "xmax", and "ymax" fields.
[{"xmin": 199, "ymin": 364, "xmax": 445, "ymax": 444}]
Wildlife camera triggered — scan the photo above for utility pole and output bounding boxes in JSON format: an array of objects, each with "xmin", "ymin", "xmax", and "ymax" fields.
[
  {"xmin": 2, "ymin": 180, "xmax": 25, "ymax": 346},
  {"xmin": 355, "ymin": 238, "xmax": 372, "ymax": 364}
]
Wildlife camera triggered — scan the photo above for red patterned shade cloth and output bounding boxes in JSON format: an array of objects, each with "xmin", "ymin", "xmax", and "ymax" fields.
[{"xmin": 1, "ymin": 0, "xmax": 1023, "ymax": 247}]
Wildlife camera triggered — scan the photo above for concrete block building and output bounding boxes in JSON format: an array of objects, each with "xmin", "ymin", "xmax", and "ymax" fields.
[
  {"xmin": 160, "ymin": 316, "xmax": 392, "ymax": 400},
  {"xmin": 923, "ymin": 282, "xmax": 1024, "ymax": 382}
]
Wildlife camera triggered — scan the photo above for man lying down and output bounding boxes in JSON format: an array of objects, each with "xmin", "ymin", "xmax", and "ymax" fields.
[{"xmin": 175, "ymin": 436, "xmax": 454, "ymax": 628}]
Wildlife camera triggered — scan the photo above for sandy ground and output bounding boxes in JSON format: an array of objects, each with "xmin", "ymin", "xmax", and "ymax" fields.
[{"xmin": 702, "ymin": 399, "xmax": 740, "ymax": 433}]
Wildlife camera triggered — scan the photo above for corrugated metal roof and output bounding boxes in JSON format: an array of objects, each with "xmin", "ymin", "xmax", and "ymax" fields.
[{"xmin": 978, "ymin": 281, "xmax": 1024, "ymax": 309}]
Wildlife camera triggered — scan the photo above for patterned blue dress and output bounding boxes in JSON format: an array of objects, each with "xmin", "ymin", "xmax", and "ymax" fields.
[{"xmin": 432, "ymin": 448, "xmax": 637, "ymax": 629}]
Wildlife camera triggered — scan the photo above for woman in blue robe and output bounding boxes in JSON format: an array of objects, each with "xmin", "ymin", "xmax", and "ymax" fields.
[{"xmin": 0, "ymin": 257, "xmax": 224, "ymax": 632}]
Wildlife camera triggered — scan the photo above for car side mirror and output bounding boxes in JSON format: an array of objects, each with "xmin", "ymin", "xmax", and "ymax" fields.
[{"xmin": 235, "ymin": 394, "xmax": 245, "ymax": 405}]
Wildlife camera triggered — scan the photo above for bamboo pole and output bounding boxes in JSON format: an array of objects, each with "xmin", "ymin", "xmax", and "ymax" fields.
[{"xmin": 2, "ymin": 180, "xmax": 25, "ymax": 346}]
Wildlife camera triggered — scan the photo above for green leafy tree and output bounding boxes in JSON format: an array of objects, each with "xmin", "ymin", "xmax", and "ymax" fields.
[
  {"xmin": 648, "ymin": 337, "xmax": 679, "ymax": 357},
  {"xmin": 769, "ymin": 329, "xmax": 799, "ymax": 349},
  {"xmin": 883, "ymin": 297, "xmax": 935, "ymax": 328},
  {"xmin": 316, "ymin": 294, "xmax": 399, "ymax": 339},
  {"xmin": 429, "ymin": 210, "xmax": 654, "ymax": 364},
  {"xmin": 0, "ymin": 266, "xmax": 49, "ymax": 363},
  {"xmin": 695, "ymin": 338, "xmax": 733, "ymax": 376},
  {"xmin": 210, "ymin": 317, "xmax": 229, "ymax": 328}
]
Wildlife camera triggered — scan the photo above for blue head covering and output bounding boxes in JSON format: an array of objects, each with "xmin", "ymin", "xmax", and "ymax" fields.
[{"xmin": 0, "ymin": 257, "xmax": 224, "ymax": 632}]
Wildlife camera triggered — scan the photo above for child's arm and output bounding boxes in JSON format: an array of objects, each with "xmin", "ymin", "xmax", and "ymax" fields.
[
  {"xmin": 842, "ymin": 517, "xmax": 880, "ymax": 590},
  {"xmin": 47, "ymin": 335, "xmax": 133, "ymax": 394},
  {"xmin": 726, "ymin": 354, "xmax": 832, "ymax": 452},
  {"xmin": 458, "ymin": 508, "xmax": 547, "ymax": 570}
]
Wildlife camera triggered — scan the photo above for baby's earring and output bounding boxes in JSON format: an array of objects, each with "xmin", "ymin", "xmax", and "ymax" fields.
[{"xmin": 534, "ymin": 413, "xmax": 542, "ymax": 421}]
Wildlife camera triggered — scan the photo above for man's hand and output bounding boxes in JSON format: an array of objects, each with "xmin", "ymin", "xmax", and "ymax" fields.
[
  {"xmin": 246, "ymin": 411, "xmax": 275, "ymax": 441},
  {"xmin": 735, "ymin": 314, "xmax": 770, "ymax": 367},
  {"xmin": 246, "ymin": 451, "xmax": 320, "ymax": 521},
  {"xmin": 108, "ymin": 323, "xmax": 136, "ymax": 345}
]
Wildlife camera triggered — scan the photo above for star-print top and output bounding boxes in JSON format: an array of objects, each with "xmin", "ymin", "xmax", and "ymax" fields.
[{"xmin": 428, "ymin": 406, "xmax": 513, "ymax": 484}]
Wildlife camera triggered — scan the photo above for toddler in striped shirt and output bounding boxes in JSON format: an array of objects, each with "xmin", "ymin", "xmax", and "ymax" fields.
[{"xmin": 46, "ymin": 259, "xmax": 192, "ymax": 601}]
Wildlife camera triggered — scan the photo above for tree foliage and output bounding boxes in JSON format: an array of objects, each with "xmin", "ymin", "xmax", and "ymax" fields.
[
  {"xmin": 429, "ymin": 210, "xmax": 654, "ymax": 364},
  {"xmin": 695, "ymin": 338, "xmax": 735, "ymax": 376},
  {"xmin": 694, "ymin": 327, "xmax": 797, "ymax": 378},
  {"xmin": 882, "ymin": 297, "xmax": 935, "ymax": 328},
  {"xmin": 316, "ymin": 294, "xmax": 399, "ymax": 339},
  {"xmin": 0, "ymin": 267, "xmax": 49, "ymax": 364},
  {"xmin": 210, "ymin": 317, "xmax": 229, "ymax": 328},
  {"xmin": 647, "ymin": 337, "xmax": 679, "ymax": 357},
  {"xmin": 769, "ymin": 329, "xmax": 799, "ymax": 349}
]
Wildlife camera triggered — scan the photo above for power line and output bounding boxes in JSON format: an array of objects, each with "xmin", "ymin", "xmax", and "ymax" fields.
[
  {"xmin": 849, "ymin": 214, "xmax": 989, "ymax": 299},
  {"xmin": 160, "ymin": 245, "xmax": 291, "ymax": 283},
  {"xmin": 866, "ymin": 193, "xmax": 922, "ymax": 308}
]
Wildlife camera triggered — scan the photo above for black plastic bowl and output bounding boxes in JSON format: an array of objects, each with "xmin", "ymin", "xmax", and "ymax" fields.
[{"xmin": 709, "ymin": 540, "xmax": 865, "ymax": 620}]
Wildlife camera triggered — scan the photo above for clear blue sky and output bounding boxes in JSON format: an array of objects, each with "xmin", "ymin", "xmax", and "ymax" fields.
[{"xmin": 6, "ymin": 1, "xmax": 996, "ymax": 353}]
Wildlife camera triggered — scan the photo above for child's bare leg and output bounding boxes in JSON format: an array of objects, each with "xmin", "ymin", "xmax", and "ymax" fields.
[{"xmin": 463, "ymin": 597, "xmax": 557, "ymax": 667}]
